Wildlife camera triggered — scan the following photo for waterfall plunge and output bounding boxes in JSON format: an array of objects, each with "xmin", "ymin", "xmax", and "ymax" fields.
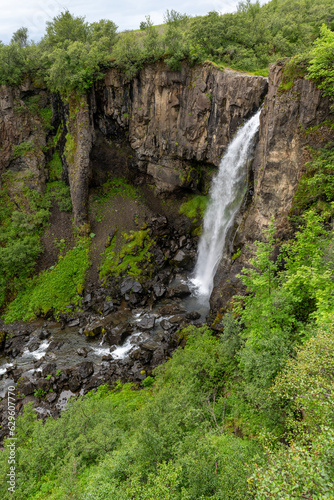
[{"xmin": 192, "ymin": 109, "xmax": 261, "ymax": 298}]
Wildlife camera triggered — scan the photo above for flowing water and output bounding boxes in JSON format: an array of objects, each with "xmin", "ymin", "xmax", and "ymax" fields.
[{"xmin": 191, "ymin": 109, "xmax": 261, "ymax": 298}]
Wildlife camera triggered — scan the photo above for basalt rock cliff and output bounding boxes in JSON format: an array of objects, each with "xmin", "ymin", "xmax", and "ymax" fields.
[{"xmin": 210, "ymin": 61, "xmax": 334, "ymax": 317}]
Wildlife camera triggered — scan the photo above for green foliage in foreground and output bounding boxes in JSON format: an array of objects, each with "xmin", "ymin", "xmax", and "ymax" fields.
[
  {"xmin": 3, "ymin": 237, "xmax": 90, "ymax": 322},
  {"xmin": 0, "ymin": 327, "xmax": 260, "ymax": 500}
]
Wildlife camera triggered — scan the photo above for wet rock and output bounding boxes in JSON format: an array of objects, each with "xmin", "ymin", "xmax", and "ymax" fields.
[
  {"xmin": 34, "ymin": 327, "xmax": 51, "ymax": 340},
  {"xmin": 103, "ymin": 300, "xmax": 114, "ymax": 315},
  {"xmin": 158, "ymin": 304, "xmax": 185, "ymax": 316},
  {"xmin": 179, "ymin": 235, "xmax": 187, "ymax": 247},
  {"xmin": 102, "ymin": 353, "xmax": 113, "ymax": 361},
  {"xmin": 120, "ymin": 277, "xmax": 135, "ymax": 295},
  {"xmin": 77, "ymin": 347, "xmax": 88, "ymax": 357},
  {"xmin": 17, "ymin": 378, "xmax": 35, "ymax": 397},
  {"xmin": 151, "ymin": 346, "xmax": 166, "ymax": 366},
  {"xmin": 132, "ymin": 281, "xmax": 143, "ymax": 293},
  {"xmin": 34, "ymin": 378, "xmax": 50, "ymax": 392},
  {"xmin": 41, "ymin": 363, "xmax": 57, "ymax": 377},
  {"xmin": 76, "ymin": 361, "xmax": 94, "ymax": 379},
  {"xmin": 68, "ymin": 318, "xmax": 80, "ymax": 328},
  {"xmin": 137, "ymin": 316, "xmax": 155, "ymax": 331},
  {"xmin": 167, "ymin": 283, "xmax": 191, "ymax": 298},
  {"xmin": 84, "ymin": 319, "xmax": 103, "ymax": 337},
  {"xmin": 48, "ymin": 340, "xmax": 65, "ymax": 351},
  {"xmin": 169, "ymin": 314, "xmax": 187, "ymax": 325},
  {"xmin": 170, "ymin": 250, "xmax": 193, "ymax": 269},
  {"xmin": 186, "ymin": 311, "xmax": 201, "ymax": 321},
  {"xmin": 28, "ymin": 340, "xmax": 41, "ymax": 352},
  {"xmin": 46, "ymin": 392, "xmax": 57, "ymax": 404},
  {"xmin": 68, "ymin": 375, "xmax": 82, "ymax": 392},
  {"xmin": 106, "ymin": 324, "xmax": 132, "ymax": 345},
  {"xmin": 83, "ymin": 293, "xmax": 92, "ymax": 304},
  {"xmin": 153, "ymin": 283, "xmax": 166, "ymax": 298},
  {"xmin": 140, "ymin": 339, "xmax": 160, "ymax": 351},
  {"xmin": 160, "ymin": 319, "xmax": 173, "ymax": 330}
]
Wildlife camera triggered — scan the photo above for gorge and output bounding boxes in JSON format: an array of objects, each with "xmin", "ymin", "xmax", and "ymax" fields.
[{"xmin": 1, "ymin": 17, "xmax": 334, "ymax": 495}]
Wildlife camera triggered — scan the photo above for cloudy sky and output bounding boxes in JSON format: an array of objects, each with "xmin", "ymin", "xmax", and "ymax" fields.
[{"xmin": 0, "ymin": 0, "xmax": 266, "ymax": 44}]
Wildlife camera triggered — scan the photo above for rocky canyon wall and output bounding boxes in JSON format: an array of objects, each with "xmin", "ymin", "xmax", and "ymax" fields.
[{"xmin": 210, "ymin": 61, "xmax": 334, "ymax": 317}]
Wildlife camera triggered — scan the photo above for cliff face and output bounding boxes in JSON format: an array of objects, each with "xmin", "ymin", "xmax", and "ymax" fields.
[
  {"xmin": 95, "ymin": 62, "xmax": 268, "ymax": 194},
  {"xmin": 0, "ymin": 63, "xmax": 267, "ymax": 228},
  {"xmin": 0, "ymin": 83, "xmax": 47, "ymax": 194},
  {"xmin": 210, "ymin": 61, "xmax": 334, "ymax": 316}
]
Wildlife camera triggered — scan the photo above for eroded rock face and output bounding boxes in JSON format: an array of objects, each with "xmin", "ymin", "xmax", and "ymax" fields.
[
  {"xmin": 0, "ymin": 82, "xmax": 47, "ymax": 193},
  {"xmin": 210, "ymin": 61, "xmax": 334, "ymax": 317},
  {"xmin": 95, "ymin": 62, "xmax": 268, "ymax": 193}
]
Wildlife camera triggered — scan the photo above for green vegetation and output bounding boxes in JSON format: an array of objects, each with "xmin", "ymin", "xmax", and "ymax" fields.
[
  {"xmin": 4, "ymin": 237, "xmax": 90, "ymax": 322},
  {"xmin": 1, "ymin": 1, "xmax": 334, "ymax": 94},
  {"xmin": 307, "ymin": 24, "xmax": 334, "ymax": 99},
  {"xmin": 0, "ymin": 178, "xmax": 49, "ymax": 309},
  {"xmin": 92, "ymin": 177, "xmax": 140, "ymax": 206},
  {"xmin": 179, "ymin": 194, "xmax": 208, "ymax": 220},
  {"xmin": 100, "ymin": 229, "xmax": 153, "ymax": 279},
  {"xmin": 0, "ymin": 327, "xmax": 261, "ymax": 499},
  {"xmin": 293, "ymin": 142, "xmax": 334, "ymax": 215},
  {"xmin": 12, "ymin": 141, "xmax": 35, "ymax": 159}
]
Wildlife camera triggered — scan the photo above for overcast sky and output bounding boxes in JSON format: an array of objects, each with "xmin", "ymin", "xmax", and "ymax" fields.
[{"xmin": 0, "ymin": 0, "xmax": 267, "ymax": 44}]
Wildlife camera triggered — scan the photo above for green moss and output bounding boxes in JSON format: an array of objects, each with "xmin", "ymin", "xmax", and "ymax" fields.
[
  {"xmin": 3, "ymin": 237, "xmax": 91, "ymax": 323},
  {"xmin": 64, "ymin": 132, "xmax": 75, "ymax": 165},
  {"xmin": 99, "ymin": 229, "xmax": 153, "ymax": 279},
  {"xmin": 48, "ymin": 151, "xmax": 63, "ymax": 181},
  {"xmin": 46, "ymin": 181, "xmax": 72, "ymax": 212},
  {"xmin": 292, "ymin": 143, "xmax": 334, "ymax": 217},
  {"xmin": 179, "ymin": 195, "xmax": 208, "ymax": 219},
  {"xmin": 12, "ymin": 141, "xmax": 35, "ymax": 159},
  {"xmin": 278, "ymin": 55, "xmax": 309, "ymax": 93}
]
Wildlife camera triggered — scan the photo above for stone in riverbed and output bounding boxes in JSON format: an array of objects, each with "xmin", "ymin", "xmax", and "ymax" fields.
[
  {"xmin": 167, "ymin": 283, "xmax": 191, "ymax": 298},
  {"xmin": 137, "ymin": 316, "xmax": 155, "ymax": 331},
  {"xmin": 77, "ymin": 347, "xmax": 88, "ymax": 357},
  {"xmin": 76, "ymin": 361, "xmax": 94, "ymax": 379},
  {"xmin": 83, "ymin": 320, "xmax": 103, "ymax": 337}
]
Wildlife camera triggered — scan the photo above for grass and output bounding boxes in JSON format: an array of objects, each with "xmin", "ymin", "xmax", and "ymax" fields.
[
  {"xmin": 99, "ymin": 229, "xmax": 153, "ymax": 279},
  {"xmin": 179, "ymin": 194, "xmax": 208, "ymax": 220},
  {"xmin": 3, "ymin": 238, "xmax": 91, "ymax": 323},
  {"xmin": 48, "ymin": 151, "xmax": 63, "ymax": 181}
]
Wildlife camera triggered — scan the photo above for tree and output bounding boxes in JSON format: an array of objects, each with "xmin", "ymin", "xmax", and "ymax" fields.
[
  {"xmin": 307, "ymin": 24, "xmax": 334, "ymax": 99},
  {"xmin": 142, "ymin": 16, "xmax": 163, "ymax": 62},
  {"xmin": 11, "ymin": 27, "xmax": 29, "ymax": 47},
  {"xmin": 89, "ymin": 19, "xmax": 118, "ymax": 53},
  {"xmin": 44, "ymin": 10, "xmax": 89, "ymax": 48}
]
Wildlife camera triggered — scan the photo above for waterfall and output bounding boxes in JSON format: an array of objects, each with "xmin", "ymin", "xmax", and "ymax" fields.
[{"xmin": 192, "ymin": 109, "xmax": 261, "ymax": 298}]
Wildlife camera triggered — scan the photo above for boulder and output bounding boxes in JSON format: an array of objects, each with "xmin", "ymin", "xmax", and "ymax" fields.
[
  {"xmin": 106, "ymin": 324, "xmax": 132, "ymax": 345},
  {"xmin": 84, "ymin": 319, "xmax": 103, "ymax": 337},
  {"xmin": 76, "ymin": 361, "xmax": 94, "ymax": 379},
  {"xmin": 167, "ymin": 283, "xmax": 191, "ymax": 298},
  {"xmin": 137, "ymin": 316, "xmax": 155, "ymax": 331}
]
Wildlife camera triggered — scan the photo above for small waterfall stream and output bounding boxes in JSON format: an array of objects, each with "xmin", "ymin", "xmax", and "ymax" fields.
[{"xmin": 191, "ymin": 109, "xmax": 261, "ymax": 298}]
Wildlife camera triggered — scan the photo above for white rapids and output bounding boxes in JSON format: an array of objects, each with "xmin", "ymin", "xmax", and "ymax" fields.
[{"xmin": 192, "ymin": 109, "xmax": 261, "ymax": 298}]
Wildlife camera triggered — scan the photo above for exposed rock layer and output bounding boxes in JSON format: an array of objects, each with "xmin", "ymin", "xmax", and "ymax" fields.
[
  {"xmin": 96, "ymin": 62, "xmax": 268, "ymax": 194},
  {"xmin": 210, "ymin": 61, "xmax": 334, "ymax": 316}
]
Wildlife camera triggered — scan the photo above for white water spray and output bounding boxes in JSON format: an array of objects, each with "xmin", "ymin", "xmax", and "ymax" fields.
[{"xmin": 192, "ymin": 109, "xmax": 261, "ymax": 297}]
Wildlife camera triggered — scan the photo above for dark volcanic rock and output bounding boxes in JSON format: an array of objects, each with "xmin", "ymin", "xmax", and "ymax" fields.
[
  {"xmin": 137, "ymin": 316, "xmax": 155, "ymax": 331},
  {"xmin": 167, "ymin": 283, "xmax": 191, "ymax": 298},
  {"xmin": 106, "ymin": 324, "xmax": 132, "ymax": 345},
  {"xmin": 76, "ymin": 361, "xmax": 94, "ymax": 379}
]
